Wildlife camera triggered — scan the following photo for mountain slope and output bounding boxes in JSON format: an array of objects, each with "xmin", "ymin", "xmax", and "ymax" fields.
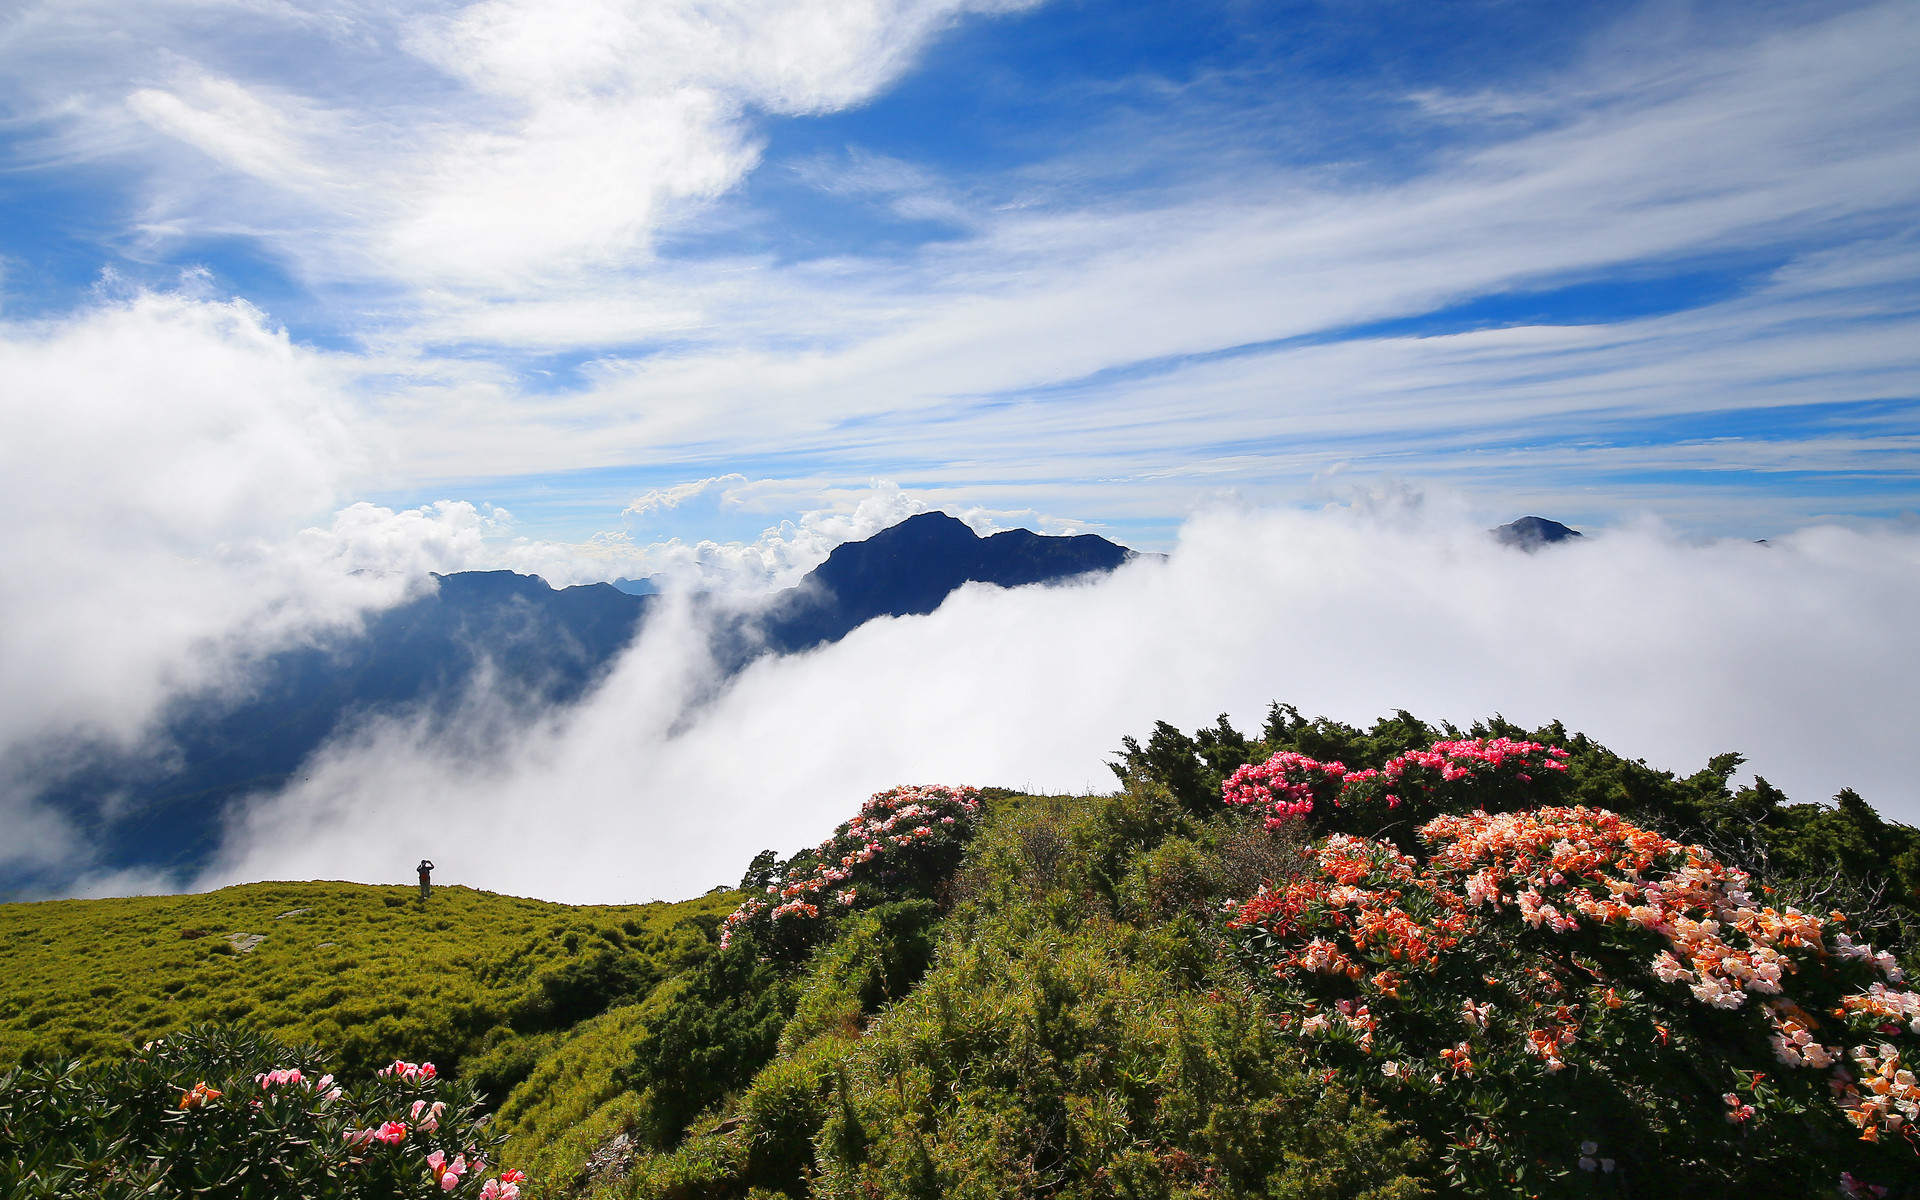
[{"xmin": 0, "ymin": 878, "xmax": 734, "ymax": 1098}]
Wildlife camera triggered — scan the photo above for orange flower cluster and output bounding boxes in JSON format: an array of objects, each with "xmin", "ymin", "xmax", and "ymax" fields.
[
  {"xmin": 1841, "ymin": 1044, "xmax": 1920, "ymax": 1142},
  {"xmin": 1226, "ymin": 804, "xmax": 1920, "ymax": 1149},
  {"xmin": 1226, "ymin": 835, "xmax": 1471, "ymax": 979},
  {"xmin": 178, "ymin": 1081, "xmax": 221, "ymax": 1109},
  {"xmin": 1424, "ymin": 807, "xmax": 1911, "ymax": 1027}
]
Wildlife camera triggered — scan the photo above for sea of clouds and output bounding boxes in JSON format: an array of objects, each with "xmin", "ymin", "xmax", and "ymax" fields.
[{"xmin": 192, "ymin": 501, "xmax": 1920, "ymax": 905}]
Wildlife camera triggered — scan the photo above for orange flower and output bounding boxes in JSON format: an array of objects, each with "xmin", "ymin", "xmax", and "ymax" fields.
[{"xmin": 178, "ymin": 1081, "xmax": 221, "ymax": 1110}]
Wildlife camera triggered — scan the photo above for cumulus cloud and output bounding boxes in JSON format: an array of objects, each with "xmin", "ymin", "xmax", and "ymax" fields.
[
  {"xmin": 0, "ymin": 292, "xmax": 360, "ymax": 749},
  {"xmin": 0, "ymin": 293, "xmax": 552, "ymax": 882},
  {"xmin": 202, "ymin": 502, "xmax": 1920, "ymax": 905}
]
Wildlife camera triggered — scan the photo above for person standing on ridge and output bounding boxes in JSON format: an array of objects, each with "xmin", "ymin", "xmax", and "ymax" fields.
[{"xmin": 417, "ymin": 859, "xmax": 435, "ymax": 900}]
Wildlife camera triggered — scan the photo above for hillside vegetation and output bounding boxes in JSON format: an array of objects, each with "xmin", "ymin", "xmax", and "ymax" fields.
[
  {"xmin": 5, "ymin": 703, "xmax": 1920, "ymax": 1199},
  {"xmin": 0, "ymin": 880, "xmax": 735, "ymax": 1101}
]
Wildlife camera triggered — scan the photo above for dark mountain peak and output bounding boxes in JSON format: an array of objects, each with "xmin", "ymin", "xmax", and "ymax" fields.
[
  {"xmin": 764, "ymin": 513, "xmax": 1132, "ymax": 653},
  {"xmin": 1493, "ymin": 516, "xmax": 1584, "ymax": 551}
]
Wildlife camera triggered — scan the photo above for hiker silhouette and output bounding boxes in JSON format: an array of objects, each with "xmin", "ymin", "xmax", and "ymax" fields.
[{"xmin": 417, "ymin": 859, "xmax": 435, "ymax": 900}]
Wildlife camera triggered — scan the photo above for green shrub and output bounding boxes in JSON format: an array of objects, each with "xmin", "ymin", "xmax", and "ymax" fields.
[
  {"xmin": 0, "ymin": 1023, "xmax": 524, "ymax": 1199},
  {"xmin": 621, "ymin": 942, "xmax": 797, "ymax": 1146}
]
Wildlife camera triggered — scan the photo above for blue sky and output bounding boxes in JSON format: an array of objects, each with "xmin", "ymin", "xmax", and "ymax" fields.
[{"xmin": 1, "ymin": 0, "xmax": 1916, "ymax": 567}]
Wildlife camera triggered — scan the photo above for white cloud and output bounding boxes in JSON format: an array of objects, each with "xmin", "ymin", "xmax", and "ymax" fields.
[
  {"xmin": 0, "ymin": 293, "xmax": 542, "ymax": 883},
  {"xmin": 202, "ymin": 502, "xmax": 1920, "ymax": 905},
  {"xmin": 3, "ymin": 0, "xmax": 1038, "ymax": 293},
  {"xmin": 342, "ymin": 0, "xmax": 1920, "ymax": 515}
]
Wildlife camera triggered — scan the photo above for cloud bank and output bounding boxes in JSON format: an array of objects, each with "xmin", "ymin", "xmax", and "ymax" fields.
[{"xmin": 201, "ymin": 502, "xmax": 1920, "ymax": 905}]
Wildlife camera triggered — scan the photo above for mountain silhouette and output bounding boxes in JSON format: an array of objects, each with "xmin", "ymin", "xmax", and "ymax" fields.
[
  {"xmin": 759, "ymin": 512, "xmax": 1134, "ymax": 653},
  {"xmin": 16, "ymin": 515, "xmax": 1132, "ymax": 890},
  {"xmin": 1492, "ymin": 515, "xmax": 1583, "ymax": 550}
]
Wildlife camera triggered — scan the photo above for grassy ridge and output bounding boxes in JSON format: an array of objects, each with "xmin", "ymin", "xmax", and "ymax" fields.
[{"xmin": 0, "ymin": 880, "xmax": 736, "ymax": 1094}]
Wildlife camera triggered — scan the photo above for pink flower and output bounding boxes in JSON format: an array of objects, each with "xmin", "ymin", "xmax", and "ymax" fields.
[
  {"xmin": 374, "ymin": 1121, "xmax": 407, "ymax": 1145},
  {"xmin": 428, "ymin": 1150, "xmax": 468, "ymax": 1190}
]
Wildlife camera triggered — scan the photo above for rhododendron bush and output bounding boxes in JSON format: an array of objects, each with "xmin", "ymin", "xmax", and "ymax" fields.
[
  {"xmin": 1222, "ymin": 735, "xmax": 1571, "ymax": 842},
  {"xmin": 722, "ymin": 784, "xmax": 981, "ymax": 958},
  {"xmin": 1224, "ymin": 799, "xmax": 1919, "ymax": 1196},
  {"xmin": 0, "ymin": 1023, "xmax": 527, "ymax": 1199}
]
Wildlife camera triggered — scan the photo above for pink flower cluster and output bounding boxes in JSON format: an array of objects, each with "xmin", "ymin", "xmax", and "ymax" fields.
[
  {"xmin": 478, "ymin": 1171, "xmax": 527, "ymax": 1200},
  {"xmin": 346, "ymin": 1120, "xmax": 411, "ymax": 1147},
  {"xmin": 427, "ymin": 1150, "xmax": 467, "ymax": 1191},
  {"xmin": 1221, "ymin": 737, "xmax": 1568, "ymax": 827},
  {"xmin": 1222, "ymin": 752, "xmax": 1344, "ymax": 818},
  {"xmin": 376, "ymin": 1059, "xmax": 437, "ymax": 1083},
  {"xmin": 427, "ymin": 1151, "xmax": 526, "ymax": 1197},
  {"xmin": 173, "ymin": 1049, "xmax": 531, "ymax": 1191},
  {"xmin": 721, "ymin": 784, "xmax": 981, "ymax": 949}
]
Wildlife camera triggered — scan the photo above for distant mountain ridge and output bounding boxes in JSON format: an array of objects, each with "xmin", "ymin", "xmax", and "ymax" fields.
[{"xmin": 14, "ymin": 514, "xmax": 1135, "ymax": 892}]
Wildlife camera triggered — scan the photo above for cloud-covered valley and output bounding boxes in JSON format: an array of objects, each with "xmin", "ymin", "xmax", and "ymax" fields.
[{"xmin": 198, "ymin": 503, "xmax": 1920, "ymax": 905}]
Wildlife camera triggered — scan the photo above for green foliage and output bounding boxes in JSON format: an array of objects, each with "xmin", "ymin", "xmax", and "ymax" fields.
[
  {"xmin": 609, "ymin": 787, "xmax": 1425, "ymax": 1200},
  {"xmin": 621, "ymin": 942, "xmax": 798, "ymax": 1146},
  {"xmin": 812, "ymin": 915, "xmax": 1424, "ymax": 1200},
  {"xmin": 0, "ymin": 1022, "xmax": 511, "ymax": 1199},
  {"xmin": 0, "ymin": 881, "xmax": 735, "ymax": 1088}
]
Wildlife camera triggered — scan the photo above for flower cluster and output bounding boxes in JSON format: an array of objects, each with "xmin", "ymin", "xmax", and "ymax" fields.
[
  {"xmin": 1420, "ymin": 807, "xmax": 1913, "ymax": 1030},
  {"xmin": 427, "ymin": 1149, "xmax": 468, "ymax": 1191},
  {"xmin": 1221, "ymin": 737, "xmax": 1568, "ymax": 829},
  {"xmin": 1223, "ymin": 803, "xmax": 1920, "ymax": 1185},
  {"xmin": 1222, "ymin": 752, "xmax": 1350, "ymax": 819},
  {"xmin": 721, "ymin": 784, "xmax": 981, "ymax": 952},
  {"xmin": 1840, "ymin": 1044, "xmax": 1920, "ymax": 1142},
  {"xmin": 185, "ymin": 1055, "xmax": 526, "ymax": 1196},
  {"xmin": 377, "ymin": 1058, "xmax": 438, "ymax": 1083},
  {"xmin": 16, "ymin": 1025, "xmax": 522, "ymax": 1200}
]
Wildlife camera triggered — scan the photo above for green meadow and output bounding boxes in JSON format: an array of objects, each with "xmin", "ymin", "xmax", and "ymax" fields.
[{"xmin": 0, "ymin": 879, "xmax": 736, "ymax": 1104}]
